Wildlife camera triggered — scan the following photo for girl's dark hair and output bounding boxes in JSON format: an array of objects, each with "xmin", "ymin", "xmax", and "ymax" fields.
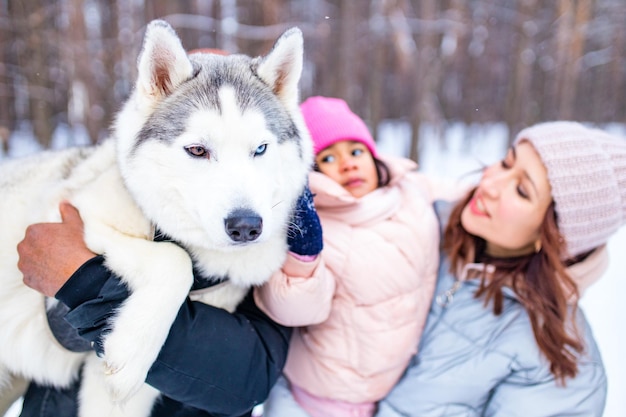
[
  {"xmin": 444, "ymin": 187, "xmax": 585, "ymax": 384},
  {"xmin": 313, "ymin": 156, "xmax": 391, "ymax": 188},
  {"xmin": 374, "ymin": 158, "xmax": 391, "ymax": 188}
]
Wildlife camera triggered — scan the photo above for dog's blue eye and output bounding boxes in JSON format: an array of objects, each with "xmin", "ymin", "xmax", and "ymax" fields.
[
  {"xmin": 254, "ymin": 144, "xmax": 267, "ymax": 156},
  {"xmin": 185, "ymin": 145, "xmax": 209, "ymax": 159}
]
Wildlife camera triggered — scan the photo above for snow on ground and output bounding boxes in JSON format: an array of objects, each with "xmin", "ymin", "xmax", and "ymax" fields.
[{"xmin": 4, "ymin": 122, "xmax": 625, "ymax": 416}]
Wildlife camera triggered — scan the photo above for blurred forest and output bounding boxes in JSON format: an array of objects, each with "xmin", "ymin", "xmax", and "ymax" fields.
[{"xmin": 1, "ymin": 0, "xmax": 625, "ymax": 161}]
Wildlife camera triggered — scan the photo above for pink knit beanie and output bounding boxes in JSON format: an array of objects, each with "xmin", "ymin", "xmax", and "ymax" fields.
[
  {"xmin": 514, "ymin": 121, "xmax": 626, "ymax": 259},
  {"xmin": 300, "ymin": 96, "xmax": 378, "ymax": 157}
]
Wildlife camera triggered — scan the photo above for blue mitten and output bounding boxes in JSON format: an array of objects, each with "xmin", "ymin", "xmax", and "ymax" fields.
[{"xmin": 288, "ymin": 184, "xmax": 323, "ymax": 257}]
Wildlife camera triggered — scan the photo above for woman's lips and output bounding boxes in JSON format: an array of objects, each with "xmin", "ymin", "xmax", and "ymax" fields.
[{"xmin": 468, "ymin": 192, "xmax": 489, "ymax": 217}]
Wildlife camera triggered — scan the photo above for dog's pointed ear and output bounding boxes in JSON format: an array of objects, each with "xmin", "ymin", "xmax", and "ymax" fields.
[
  {"xmin": 136, "ymin": 20, "xmax": 194, "ymax": 104},
  {"xmin": 255, "ymin": 27, "xmax": 304, "ymax": 109}
]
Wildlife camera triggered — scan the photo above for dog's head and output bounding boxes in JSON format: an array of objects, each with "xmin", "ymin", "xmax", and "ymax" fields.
[{"xmin": 115, "ymin": 20, "xmax": 312, "ymax": 253}]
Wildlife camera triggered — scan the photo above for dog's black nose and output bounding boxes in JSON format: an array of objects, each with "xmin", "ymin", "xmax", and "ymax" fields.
[{"xmin": 225, "ymin": 209, "xmax": 263, "ymax": 242}]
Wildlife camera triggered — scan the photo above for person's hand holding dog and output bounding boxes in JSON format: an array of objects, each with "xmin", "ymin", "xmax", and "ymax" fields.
[
  {"xmin": 287, "ymin": 184, "xmax": 323, "ymax": 258},
  {"xmin": 18, "ymin": 202, "xmax": 96, "ymax": 297}
]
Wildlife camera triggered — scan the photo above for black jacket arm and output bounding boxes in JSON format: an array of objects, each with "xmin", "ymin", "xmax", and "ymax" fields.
[{"xmin": 55, "ymin": 255, "xmax": 291, "ymax": 416}]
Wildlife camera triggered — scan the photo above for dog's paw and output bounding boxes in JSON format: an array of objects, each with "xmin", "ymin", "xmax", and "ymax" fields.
[
  {"xmin": 80, "ymin": 360, "xmax": 161, "ymax": 417},
  {"xmin": 100, "ymin": 281, "xmax": 191, "ymax": 401},
  {"xmin": 101, "ymin": 357, "xmax": 149, "ymax": 403},
  {"xmin": 99, "ymin": 366, "xmax": 151, "ymax": 405},
  {"xmin": 98, "ymin": 330, "xmax": 153, "ymax": 402},
  {"xmin": 95, "ymin": 240, "xmax": 192, "ymax": 402}
]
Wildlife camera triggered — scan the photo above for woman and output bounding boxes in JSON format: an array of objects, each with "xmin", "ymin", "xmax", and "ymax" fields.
[{"xmin": 375, "ymin": 121, "xmax": 626, "ymax": 416}]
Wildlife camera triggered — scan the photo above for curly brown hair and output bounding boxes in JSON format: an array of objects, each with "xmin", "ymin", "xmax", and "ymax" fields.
[{"xmin": 444, "ymin": 187, "xmax": 585, "ymax": 384}]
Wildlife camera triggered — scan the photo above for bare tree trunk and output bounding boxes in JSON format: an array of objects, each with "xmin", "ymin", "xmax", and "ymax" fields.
[
  {"xmin": 368, "ymin": 0, "xmax": 388, "ymax": 144},
  {"xmin": 9, "ymin": 0, "xmax": 57, "ymax": 148},
  {"xmin": 97, "ymin": 0, "xmax": 119, "ymax": 139},
  {"xmin": 67, "ymin": 0, "xmax": 105, "ymax": 144},
  {"xmin": 237, "ymin": 0, "xmax": 286, "ymax": 56},
  {"xmin": 335, "ymin": 0, "xmax": 358, "ymax": 102},
  {"xmin": 607, "ymin": 9, "xmax": 625, "ymax": 121},
  {"xmin": 553, "ymin": 0, "xmax": 592, "ymax": 120},
  {"xmin": 559, "ymin": 0, "xmax": 592, "ymax": 119},
  {"xmin": 152, "ymin": 1, "xmax": 197, "ymax": 49},
  {"xmin": 0, "ymin": 2, "xmax": 16, "ymax": 153},
  {"xmin": 409, "ymin": 0, "xmax": 440, "ymax": 163},
  {"xmin": 504, "ymin": 0, "xmax": 539, "ymax": 144}
]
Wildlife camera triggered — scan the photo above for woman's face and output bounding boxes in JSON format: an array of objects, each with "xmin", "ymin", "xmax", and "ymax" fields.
[
  {"xmin": 315, "ymin": 140, "xmax": 378, "ymax": 198},
  {"xmin": 461, "ymin": 140, "xmax": 553, "ymax": 257}
]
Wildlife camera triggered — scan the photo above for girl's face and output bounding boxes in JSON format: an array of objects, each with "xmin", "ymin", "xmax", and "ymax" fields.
[
  {"xmin": 315, "ymin": 140, "xmax": 378, "ymax": 198},
  {"xmin": 461, "ymin": 140, "xmax": 553, "ymax": 257}
]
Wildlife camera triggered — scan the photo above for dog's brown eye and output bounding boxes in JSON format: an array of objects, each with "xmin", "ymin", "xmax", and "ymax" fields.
[{"xmin": 185, "ymin": 145, "xmax": 209, "ymax": 159}]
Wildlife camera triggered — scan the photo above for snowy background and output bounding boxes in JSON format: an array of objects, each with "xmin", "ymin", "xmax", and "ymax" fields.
[{"xmin": 4, "ymin": 121, "xmax": 625, "ymax": 416}]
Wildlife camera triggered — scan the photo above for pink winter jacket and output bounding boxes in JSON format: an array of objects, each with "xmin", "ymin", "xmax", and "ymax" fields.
[{"xmin": 256, "ymin": 155, "xmax": 441, "ymax": 403}]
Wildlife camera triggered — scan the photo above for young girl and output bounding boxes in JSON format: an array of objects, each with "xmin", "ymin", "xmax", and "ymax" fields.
[
  {"xmin": 375, "ymin": 121, "xmax": 626, "ymax": 416},
  {"xmin": 256, "ymin": 96, "xmax": 444, "ymax": 417}
]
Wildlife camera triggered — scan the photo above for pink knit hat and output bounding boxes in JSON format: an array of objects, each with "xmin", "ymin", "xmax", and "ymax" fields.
[
  {"xmin": 514, "ymin": 121, "xmax": 626, "ymax": 259},
  {"xmin": 300, "ymin": 96, "xmax": 378, "ymax": 157}
]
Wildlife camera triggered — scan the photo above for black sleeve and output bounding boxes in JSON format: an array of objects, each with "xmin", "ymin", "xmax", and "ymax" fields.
[
  {"xmin": 56, "ymin": 256, "xmax": 292, "ymax": 416},
  {"xmin": 57, "ymin": 256, "xmax": 130, "ymax": 353}
]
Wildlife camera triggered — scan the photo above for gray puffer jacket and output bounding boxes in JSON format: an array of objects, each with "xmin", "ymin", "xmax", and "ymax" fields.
[{"xmin": 375, "ymin": 203, "xmax": 607, "ymax": 417}]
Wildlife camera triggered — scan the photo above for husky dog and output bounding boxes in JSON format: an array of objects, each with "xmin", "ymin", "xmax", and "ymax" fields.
[{"xmin": 0, "ymin": 20, "xmax": 312, "ymax": 417}]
